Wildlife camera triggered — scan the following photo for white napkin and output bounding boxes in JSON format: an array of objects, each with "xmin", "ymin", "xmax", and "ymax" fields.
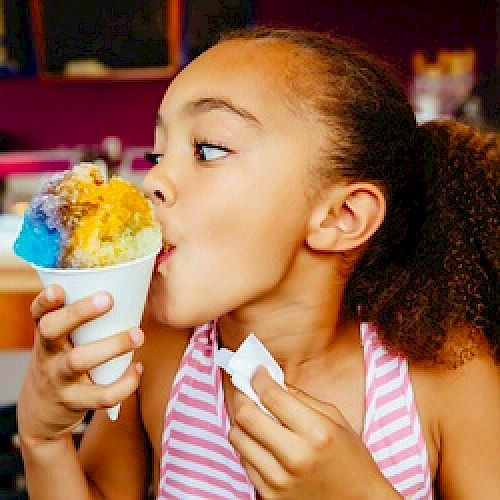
[{"xmin": 214, "ymin": 333, "xmax": 286, "ymax": 415}]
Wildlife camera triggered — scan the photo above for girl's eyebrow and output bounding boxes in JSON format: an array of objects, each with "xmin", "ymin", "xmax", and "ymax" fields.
[{"xmin": 156, "ymin": 98, "xmax": 262, "ymax": 129}]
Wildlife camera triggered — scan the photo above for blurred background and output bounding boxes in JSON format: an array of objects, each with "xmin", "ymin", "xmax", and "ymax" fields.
[{"xmin": 0, "ymin": 1, "xmax": 498, "ymax": 497}]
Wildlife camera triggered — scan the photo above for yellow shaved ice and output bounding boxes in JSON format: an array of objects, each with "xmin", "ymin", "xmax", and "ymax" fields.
[{"xmin": 60, "ymin": 165, "xmax": 161, "ymax": 268}]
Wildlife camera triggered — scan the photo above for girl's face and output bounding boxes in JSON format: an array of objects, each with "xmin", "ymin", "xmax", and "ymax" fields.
[{"xmin": 143, "ymin": 40, "xmax": 326, "ymax": 327}]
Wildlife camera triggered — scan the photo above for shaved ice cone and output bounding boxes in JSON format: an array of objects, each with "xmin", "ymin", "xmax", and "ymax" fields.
[
  {"xmin": 33, "ymin": 247, "xmax": 159, "ymax": 420},
  {"xmin": 13, "ymin": 163, "xmax": 162, "ymax": 420}
]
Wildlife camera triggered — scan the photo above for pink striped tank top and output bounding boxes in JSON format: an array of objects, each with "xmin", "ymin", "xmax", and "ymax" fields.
[{"xmin": 158, "ymin": 321, "xmax": 432, "ymax": 499}]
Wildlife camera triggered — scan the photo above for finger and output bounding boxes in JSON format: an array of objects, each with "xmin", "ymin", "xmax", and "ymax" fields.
[
  {"xmin": 31, "ymin": 285, "xmax": 65, "ymax": 322},
  {"xmin": 288, "ymin": 385, "xmax": 350, "ymax": 428},
  {"xmin": 228, "ymin": 424, "xmax": 291, "ymax": 492},
  {"xmin": 232, "ymin": 390, "xmax": 313, "ymax": 475},
  {"xmin": 58, "ymin": 328, "xmax": 144, "ymax": 378},
  {"xmin": 252, "ymin": 366, "xmax": 334, "ymax": 437},
  {"xmin": 240, "ymin": 460, "xmax": 277, "ymax": 499},
  {"xmin": 37, "ymin": 292, "xmax": 112, "ymax": 342},
  {"xmin": 59, "ymin": 361, "xmax": 143, "ymax": 412}
]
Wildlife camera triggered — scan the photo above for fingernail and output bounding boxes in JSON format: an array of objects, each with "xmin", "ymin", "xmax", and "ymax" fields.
[
  {"xmin": 254, "ymin": 365, "xmax": 267, "ymax": 376},
  {"xmin": 45, "ymin": 286, "xmax": 56, "ymax": 302},
  {"xmin": 92, "ymin": 293, "xmax": 110, "ymax": 311},
  {"xmin": 135, "ymin": 362, "xmax": 143, "ymax": 375},
  {"xmin": 130, "ymin": 328, "xmax": 144, "ymax": 346}
]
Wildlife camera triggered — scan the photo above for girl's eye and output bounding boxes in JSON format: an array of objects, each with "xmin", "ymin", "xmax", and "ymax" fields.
[
  {"xmin": 194, "ymin": 142, "xmax": 230, "ymax": 162},
  {"xmin": 144, "ymin": 152, "xmax": 163, "ymax": 165}
]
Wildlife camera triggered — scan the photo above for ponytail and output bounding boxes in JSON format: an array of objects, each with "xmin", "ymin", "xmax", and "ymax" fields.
[
  {"xmin": 345, "ymin": 121, "xmax": 499, "ymax": 366},
  {"xmin": 220, "ymin": 28, "xmax": 497, "ymax": 366}
]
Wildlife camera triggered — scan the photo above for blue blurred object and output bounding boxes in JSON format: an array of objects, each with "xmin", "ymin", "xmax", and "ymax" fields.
[{"xmin": 13, "ymin": 210, "xmax": 61, "ymax": 268}]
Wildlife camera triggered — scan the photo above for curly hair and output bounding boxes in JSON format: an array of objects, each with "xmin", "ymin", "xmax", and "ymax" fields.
[{"xmin": 221, "ymin": 27, "xmax": 499, "ymax": 366}]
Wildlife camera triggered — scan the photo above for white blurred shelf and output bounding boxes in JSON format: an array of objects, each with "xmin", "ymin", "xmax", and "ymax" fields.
[
  {"xmin": 0, "ymin": 350, "xmax": 32, "ymax": 405},
  {"xmin": 0, "ymin": 214, "xmax": 42, "ymax": 293}
]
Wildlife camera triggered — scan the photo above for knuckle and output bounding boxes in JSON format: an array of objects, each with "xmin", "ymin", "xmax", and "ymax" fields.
[
  {"xmin": 37, "ymin": 316, "xmax": 52, "ymax": 340},
  {"xmin": 42, "ymin": 362, "xmax": 59, "ymax": 388},
  {"xmin": 59, "ymin": 388, "xmax": 85, "ymax": 412},
  {"xmin": 228, "ymin": 424, "xmax": 242, "ymax": 440},
  {"xmin": 124, "ymin": 369, "xmax": 140, "ymax": 391},
  {"xmin": 259, "ymin": 385, "xmax": 280, "ymax": 407},
  {"xmin": 263, "ymin": 492, "xmax": 278, "ymax": 500},
  {"xmin": 38, "ymin": 361, "xmax": 52, "ymax": 386},
  {"xmin": 310, "ymin": 425, "xmax": 335, "ymax": 449},
  {"xmin": 126, "ymin": 371, "xmax": 140, "ymax": 393},
  {"xmin": 287, "ymin": 448, "xmax": 313, "ymax": 474},
  {"xmin": 233, "ymin": 401, "xmax": 254, "ymax": 427},
  {"xmin": 122, "ymin": 331, "xmax": 136, "ymax": 351},
  {"xmin": 269, "ymin": 472, "xmax": 292, "ymax": 491},
  {"xmin": 59, "ymin": 389, "xmax": 75, "ymax": 409},
  {"xmin": 97, "ymin": 390, "xmax": 117, "ymax": 409},
  {"xmin": 30, "ymin": 299, "xmax": 40, "ymax": 318},
  {"xmin": 30, "ymin": 290, "xmax": 46, "ymax": 314},
  {"xmin": 66, "ymin": 300, "xmax": 89, "ymax": 322},
  {"xmin": 64, "ymin": 351, "xmax": 80, "ymax": 374}
]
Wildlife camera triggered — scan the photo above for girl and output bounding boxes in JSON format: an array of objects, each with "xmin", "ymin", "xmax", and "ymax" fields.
[{"xmin": 17, "ymin": 28, "xmax": 498, "ymax": 499}]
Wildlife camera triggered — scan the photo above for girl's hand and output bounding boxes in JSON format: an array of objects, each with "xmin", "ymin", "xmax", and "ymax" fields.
[
  {"xmin": 17, "ymin": 285, "xmax": 144, "ymax": 446},
  {"xmin": 228, "ymin": 367, "xmax": 402, "ymax": 499}
]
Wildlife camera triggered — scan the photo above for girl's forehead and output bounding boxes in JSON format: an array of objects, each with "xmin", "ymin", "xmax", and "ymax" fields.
[
  {"xmin": 160, "ymin": 40, "xmax": 315, "ymax": 126},
  {"xmin": 194, "ymin": 38, "xmax": 301, "ymax": 78}
]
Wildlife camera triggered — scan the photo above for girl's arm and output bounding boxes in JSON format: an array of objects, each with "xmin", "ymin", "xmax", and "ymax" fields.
[
  {"xmin": 437, "ymin": 341, "xmax": 500, "ymax": 498},
  {"xmin": 20, "ymin": 391, "xmax": 147, "ymax": 500},
  {"xmin": 78, "ymin": 392, "xmax": 148, "ymax": 499},
  {"xmin": 77, "ymin": 318, "xmax": 191, "ymax": 499},
  {"xmin": 17, "ymin": 285, "xmax": 186, "ymax": 499},
  {"xmin": 18, "ymin": 286, "xmax": 144, "ymax": 500}
]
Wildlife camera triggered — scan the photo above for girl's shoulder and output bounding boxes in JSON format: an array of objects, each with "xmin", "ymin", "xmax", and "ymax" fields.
[
  {"xmin": 410, "ymin": 329, "xmax": 498, "ymax": 405},
  {"xmin": 419, "ymin": 333, "xmax": 498, "ymax": 420},
  {"xmin": 409, "ymin": 332, "xmax": 499, "ymax": 495}
]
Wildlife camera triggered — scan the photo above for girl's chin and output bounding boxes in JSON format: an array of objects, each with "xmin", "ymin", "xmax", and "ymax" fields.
[
  {"xmin": 162, "ymin": 302, "xmax": 221, "ymax": 330},
  {"xmin": 145, "ymin": 290, "xmax": 194, "ymax": 328}
]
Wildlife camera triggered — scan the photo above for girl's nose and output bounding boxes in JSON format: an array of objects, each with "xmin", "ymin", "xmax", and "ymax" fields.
[
  {"xmin": 153, "ymin": 189, "xmax": 166, "ymax": 203},
  {"xmin": 142, "ymin": 166, "xmax": 177, "ymax": 207}
]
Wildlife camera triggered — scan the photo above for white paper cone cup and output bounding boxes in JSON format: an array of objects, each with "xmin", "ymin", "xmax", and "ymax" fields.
[{"xmin": 32, "ymin": 248, "xmax": 159, "ymax": 420}]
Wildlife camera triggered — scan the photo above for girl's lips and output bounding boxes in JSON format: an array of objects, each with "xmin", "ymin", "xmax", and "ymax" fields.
[{"xmin": 154, "ymin": 246, "xmax": 175, "ymax": 273}]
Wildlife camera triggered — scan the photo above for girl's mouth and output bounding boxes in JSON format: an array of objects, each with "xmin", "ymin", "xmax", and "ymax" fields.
[{"xmin": 154, "ymin": 242, "xmax": 175, "ymax": 275}]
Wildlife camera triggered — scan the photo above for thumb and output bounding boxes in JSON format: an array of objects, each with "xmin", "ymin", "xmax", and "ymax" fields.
[{"xmin": 288, "ymin": 385, "xmax": 351, "ymax": 429}]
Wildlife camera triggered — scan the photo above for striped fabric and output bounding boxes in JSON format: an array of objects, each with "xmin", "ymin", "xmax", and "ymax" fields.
[
  {"xmin": 158, "ymin": 321, "xmax": 255, "ymax": 499},
  {"xmin": 361, "ymin": 322, "xmax": 432, "ymax": 499},
  {"xmin": 158, "ymin": 321, "xmax": 432, "ymax": 499}
]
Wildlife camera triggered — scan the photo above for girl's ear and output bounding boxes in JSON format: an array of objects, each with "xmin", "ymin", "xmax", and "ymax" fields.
[{"xmin": 306, "ymin": 182, "xmax": 386, "ymax": 252}]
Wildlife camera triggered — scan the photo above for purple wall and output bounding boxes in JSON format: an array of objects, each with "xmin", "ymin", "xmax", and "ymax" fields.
[
  {"xmin": 258, "ymin": 0, "xmax": 497, "ymax": 77},
  {"xmin": 0, "ymin": 0, "xmax": 496, "ymax": 151},
  {"xmin": 0, "ymin": 78, "xmax": 167, "ymax": 150}
]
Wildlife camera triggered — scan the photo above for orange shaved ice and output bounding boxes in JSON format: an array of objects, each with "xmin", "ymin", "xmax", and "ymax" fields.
[{"xmin": 59, "ymin": 165, "xmax": 161, "ymax": 268}]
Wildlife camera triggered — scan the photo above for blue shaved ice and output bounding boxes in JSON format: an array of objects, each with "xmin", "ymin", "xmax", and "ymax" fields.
[{"xmin": 13, "ymin": 210, "xmax": 62, "ymax": 268}]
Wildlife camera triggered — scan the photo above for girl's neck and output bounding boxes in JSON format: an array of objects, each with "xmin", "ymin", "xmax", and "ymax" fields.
[{"xmin": 217, "ymin": 249, "xmax": 347, "ymax": 375}]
